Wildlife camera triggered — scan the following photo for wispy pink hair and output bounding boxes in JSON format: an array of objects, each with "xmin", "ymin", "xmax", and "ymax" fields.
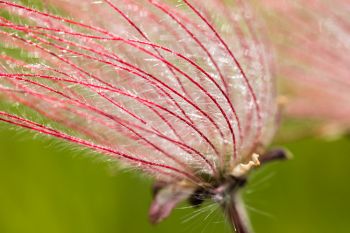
[{"xmin": 0, "ymin": 0, "xmax": 277, "ymax": 186}]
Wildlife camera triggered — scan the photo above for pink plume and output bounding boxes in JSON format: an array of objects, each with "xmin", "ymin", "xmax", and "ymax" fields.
[{"xmin": 0, "ymin": 0, "xmax": 277, "ymax": 186}]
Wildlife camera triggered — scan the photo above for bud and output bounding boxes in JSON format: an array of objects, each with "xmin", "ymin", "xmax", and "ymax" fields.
[{"xmin": 0, "ymin": 1, "xmax": 279, "ymax": 231}]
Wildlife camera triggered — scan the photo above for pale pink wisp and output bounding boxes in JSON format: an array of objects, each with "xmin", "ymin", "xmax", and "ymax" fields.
[{"xmin": 255, "ymin": 0, "xmax": 350, "ymax": 132}]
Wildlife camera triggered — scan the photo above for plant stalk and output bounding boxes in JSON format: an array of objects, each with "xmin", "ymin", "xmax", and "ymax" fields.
[{"xmin": 225, "ymin": 192, "xmax": 253, "ymax": 233}]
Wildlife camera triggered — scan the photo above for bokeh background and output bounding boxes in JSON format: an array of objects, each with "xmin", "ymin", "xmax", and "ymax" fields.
[{"xmin": 1, "ymin": 123, "xmax": 350, "ymax": 233}]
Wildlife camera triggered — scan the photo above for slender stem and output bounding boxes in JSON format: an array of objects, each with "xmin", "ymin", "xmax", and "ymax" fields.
[
  {"xmin": 260, "ymin": 148, "xmax": 290, "ymax": 165},
  {"xmin": 225, "ymin": 192, "xmax": 253, "ymax": 233}
]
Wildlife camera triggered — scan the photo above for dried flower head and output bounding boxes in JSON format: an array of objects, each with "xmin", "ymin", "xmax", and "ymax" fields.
[
  {"xmin": 253, "ymin": 0, "xmax": 350, "ymax": 136},
  {"xmin": 0, "ymin": 0, "xmax": 280, "ymax": 231}
]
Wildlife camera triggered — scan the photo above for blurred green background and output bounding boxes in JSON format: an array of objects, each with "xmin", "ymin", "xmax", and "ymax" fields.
[{"xmin": 0, "ymin": 126, "xmax": 349, "ymax": 233}]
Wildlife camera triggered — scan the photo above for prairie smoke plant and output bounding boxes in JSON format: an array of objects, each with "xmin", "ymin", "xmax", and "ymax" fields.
[
  {"xmin": 253, "ymin": 0, "xmax": 350, "ymax": 137},
  {"xmin": 0, "ymin": 1, "xmax": 283, "ymax": 232}
]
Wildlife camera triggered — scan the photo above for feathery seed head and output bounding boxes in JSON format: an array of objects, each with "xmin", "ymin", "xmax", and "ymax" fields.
[{"xmin": 0, "ymin": 0, "xmax": 279, "ymax": 228}]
